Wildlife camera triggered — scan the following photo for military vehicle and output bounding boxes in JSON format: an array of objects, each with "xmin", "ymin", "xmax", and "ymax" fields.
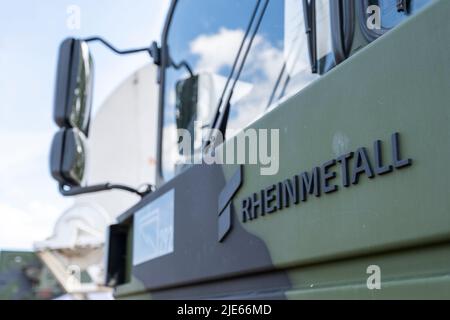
[
  {"xmin": 49, "ymin": 0, "xmax": 450, "ymax": 299},
  {"xmin": 0, "ymin": 251, "xmax": 63, "ymax": 300}
]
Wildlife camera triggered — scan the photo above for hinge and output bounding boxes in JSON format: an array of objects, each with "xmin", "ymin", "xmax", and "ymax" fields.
[{"xmin": 149, "ymin": 41, "xmax": 161, "ymax": 66}]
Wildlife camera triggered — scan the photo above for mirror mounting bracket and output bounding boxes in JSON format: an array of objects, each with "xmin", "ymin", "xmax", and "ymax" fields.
[
  {"xmin": 59, "ymin": 183, "xmax": 154, "ymax": 198},
  {"xmin": 82, "ymin": 36, "xmax": 161, "ymax": 65}
]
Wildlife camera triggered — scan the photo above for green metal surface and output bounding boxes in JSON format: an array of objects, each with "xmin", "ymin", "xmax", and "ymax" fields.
[
  {"xmin": 239, "ymin": 0, "xmax": 450, "ymax": 269},
  {"xmin": 236, "ymin": 0, "xmax": 450, "ymax": 298}
]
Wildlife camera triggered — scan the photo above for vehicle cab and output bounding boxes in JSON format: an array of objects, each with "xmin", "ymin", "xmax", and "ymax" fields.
[{"xmin": 50, "ymin": 0, "xmax": 449, "ymax": 300}]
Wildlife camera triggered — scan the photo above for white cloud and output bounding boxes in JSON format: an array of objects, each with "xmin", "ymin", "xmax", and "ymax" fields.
[
  {"xmin": 190, "ymin": 28, "xmax": 245, "ymax": 74},
  {"xmin": 188, "ymin": 27, "xmax": 319, "ymax": 134},
  {"xmin": 189, "ymin": 28, "xmax": 285, "ymax": 132}
]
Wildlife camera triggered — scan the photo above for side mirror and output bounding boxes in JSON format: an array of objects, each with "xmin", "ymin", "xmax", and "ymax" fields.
[
  {"xmin": 50, "ymin": 38, "xmax": 92, "ymax": 188},
  {"xmin": 49, "ymin": 36, "xmax": 154, "ymax": 197},
  {"xmin": 175, "ymin": 75, "xmax": 199, "ymax": 135},
  {"xmin": 54, "ymin": 38, "xmax": 94, "ymax": 135},
  {"xmin": 50, "ymin": 128, "xmax": 87, "ymax": 187},
  {"xmin": 175, "ymin": 72, "xmax": 252, "ymax": 153},
  {"xmin": 174, "ymin": 73, "xmax": 236, "ymax": 170},
  {"xmin": 175, "ymin": 73, "xmax": 224, "ymax": 141}
]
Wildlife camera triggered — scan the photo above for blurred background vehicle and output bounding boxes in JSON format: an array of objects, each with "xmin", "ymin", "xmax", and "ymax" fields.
[{"xmin": 0, "ymin": 250, "xmax": 63, "ymax": 300}]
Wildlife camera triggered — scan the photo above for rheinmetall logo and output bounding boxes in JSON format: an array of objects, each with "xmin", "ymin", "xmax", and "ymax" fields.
[
  {"xmin": 218, "ymin": 166, "xmax": 243, "ymax": 242},
  {"xmin": 217, "ymin": 132, "xmax": 413, "ymax": 242},
  {"xmin": 240, "ymin": 132, "xmax": 412, "ymax": 223}
]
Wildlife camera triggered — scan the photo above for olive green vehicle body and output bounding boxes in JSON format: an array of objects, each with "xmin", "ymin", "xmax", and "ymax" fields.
[{"xmin": 112, "ymin": 0, "xmax": 450, "ymax": 299}]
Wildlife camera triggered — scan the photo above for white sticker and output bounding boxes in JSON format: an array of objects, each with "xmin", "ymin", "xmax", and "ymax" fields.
[{"xmin": 133, "ymin": 190, "xmax": 174, "ymax": 266}]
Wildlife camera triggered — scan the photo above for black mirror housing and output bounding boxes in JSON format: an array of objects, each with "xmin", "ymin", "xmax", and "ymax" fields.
[
  {"xmin": 176, "ymin": 75, "xmax": 199, "ymax": 134},
  {"xmin": 50, "ymin": 36, "xmax": 155, "ymax": 198},
  {"xmin": 50, "ymin": 128, "xmax": 87, "ymax": 187},
  {"xmin": 54, "ymin": 38, "xmax": 94, "ymax": 135}
]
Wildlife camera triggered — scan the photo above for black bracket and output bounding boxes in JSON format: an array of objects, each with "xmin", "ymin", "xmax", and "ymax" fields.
[
  {"xmin": 59, "ymin": 183, "xmax": 154, "ymax": 198},
  {"xmin": 83, "ymin": 37, "xmax": 161, "ymax": 66}
]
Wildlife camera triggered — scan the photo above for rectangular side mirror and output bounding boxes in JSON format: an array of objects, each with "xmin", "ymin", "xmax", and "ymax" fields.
[
  {"xmin": 50, "ymin": 128, "xmax": 87, "ymax": 187},
  {"xmin": 54, "ymin": 38, "xmax": 94, "ymax": 135}
]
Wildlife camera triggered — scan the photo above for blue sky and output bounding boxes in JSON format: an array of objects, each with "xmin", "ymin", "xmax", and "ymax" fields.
[{"xmin": 0, "ymin": 0, "xmax": 169, "ymax": 249}]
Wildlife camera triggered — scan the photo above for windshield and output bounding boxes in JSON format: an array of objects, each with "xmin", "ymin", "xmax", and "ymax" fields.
[{"xmin": 162, "ymin": 0, "xmax": 332, "ymax": 180}]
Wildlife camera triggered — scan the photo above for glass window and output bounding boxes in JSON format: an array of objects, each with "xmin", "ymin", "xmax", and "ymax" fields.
[
  {"xmin": 162, "ymin": 0, "xmax": 259, "ymax": 180},
  {"xmin": 226, "ymin": 0, "xmax": 333, "ymax": 134},
  {"xmin": 162, "ymin": 0, "xmax": 333, "ymax": 180}
]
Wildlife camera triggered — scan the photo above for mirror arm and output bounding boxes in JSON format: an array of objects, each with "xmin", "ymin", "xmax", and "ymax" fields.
[
  {"xmin": 59, "ymin": 183, "xmax": 154, "ymax": 198},
  {"xmin": 170, "ymin": 58, "xmax": 194, "ymax": 77},
  {"xmin": 83, "ymin": 37, "xmax": 160, "ymax": 65}
]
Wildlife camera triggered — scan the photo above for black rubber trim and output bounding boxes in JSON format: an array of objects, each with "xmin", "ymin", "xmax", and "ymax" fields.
[{"xmin": 331, "ymin": 0, "xmax": 356, "ymax": 64}]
